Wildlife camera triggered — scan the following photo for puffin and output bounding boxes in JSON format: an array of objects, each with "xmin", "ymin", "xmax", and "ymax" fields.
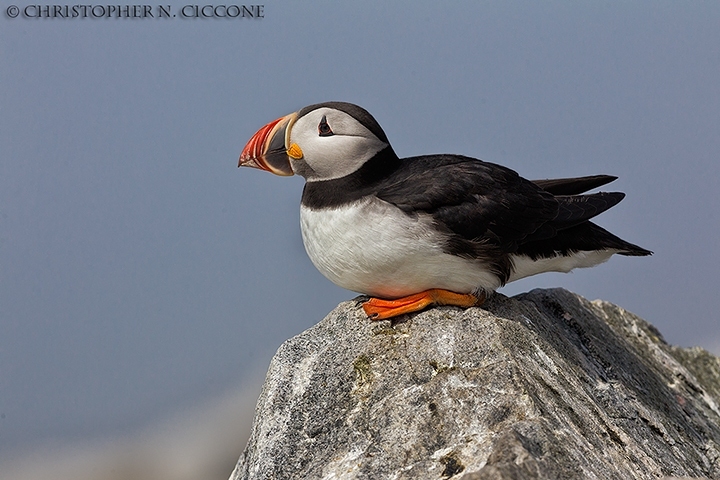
[{"xmin": 239, "ymin": 101, "xmax": 651, "ymax": 320}]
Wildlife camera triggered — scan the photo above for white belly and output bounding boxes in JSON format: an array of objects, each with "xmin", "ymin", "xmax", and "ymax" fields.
[
  {"xmin": 508, "ymin": 249, "xmax": 617, "ymax": 282},
  {"xmin": 300, "ymin": 198, "xmax": 502, "ymax": 298}
]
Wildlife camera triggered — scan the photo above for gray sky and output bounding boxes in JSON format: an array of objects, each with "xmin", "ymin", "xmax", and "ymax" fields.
[{"xmin": 2, "ymin": 1, "xmax": 719, "ymax": 462}]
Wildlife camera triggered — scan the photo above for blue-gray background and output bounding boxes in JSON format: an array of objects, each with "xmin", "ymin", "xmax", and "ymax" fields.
[{"xmin": 2, "ymin": 0, "xmax": 719, "ymax": 471}]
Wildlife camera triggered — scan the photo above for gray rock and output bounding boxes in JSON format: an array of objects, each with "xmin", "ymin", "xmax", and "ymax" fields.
[{"xmin": 230, "ymin": 289, "xmax": 720, "ymax": 479}]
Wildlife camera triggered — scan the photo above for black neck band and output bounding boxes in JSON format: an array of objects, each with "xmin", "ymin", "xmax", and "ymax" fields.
[{"xmin": 301, "ymin": 146, "xmax": 401, "ymax": 209}]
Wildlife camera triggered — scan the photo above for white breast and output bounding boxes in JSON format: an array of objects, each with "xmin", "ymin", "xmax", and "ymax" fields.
[{"xmin": 299, "ymin": 197, "xmax": 502, "ymax": 298}]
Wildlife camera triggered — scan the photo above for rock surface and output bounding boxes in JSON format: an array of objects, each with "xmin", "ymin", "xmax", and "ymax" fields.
[{"xmin": 230, "ymin": 289, "xmax": 720, "ymax": 479}]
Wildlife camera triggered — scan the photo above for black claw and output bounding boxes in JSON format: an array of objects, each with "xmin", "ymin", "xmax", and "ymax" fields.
[{"xmin": 354, "ymin": 295, "xmax": 370, "ymax": 307}]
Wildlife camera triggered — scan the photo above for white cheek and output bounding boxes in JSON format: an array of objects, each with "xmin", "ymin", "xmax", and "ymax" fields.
[
  {"xmin": 290, "ymin": 110, "xmax": 388, "ymax": 181},
  {"xmin": 301, "ymin": 136, "xmax": 386, "ymax": 180}
]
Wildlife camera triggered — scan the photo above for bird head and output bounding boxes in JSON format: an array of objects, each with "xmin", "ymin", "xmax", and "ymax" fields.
[{"xmin": 239, "ymin": 102, "xmax": 390, "ymax": 181}]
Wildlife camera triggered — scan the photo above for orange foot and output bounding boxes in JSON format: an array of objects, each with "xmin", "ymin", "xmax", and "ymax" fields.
[{"xmin": 362, "ymin": 289, "xmax": 486, "ymax": 321}]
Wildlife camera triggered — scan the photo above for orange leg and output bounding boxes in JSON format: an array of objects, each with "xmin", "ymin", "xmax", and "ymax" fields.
[{"xmin": 362, "ymin": 289, "xmax": 485, "ymax": 320}]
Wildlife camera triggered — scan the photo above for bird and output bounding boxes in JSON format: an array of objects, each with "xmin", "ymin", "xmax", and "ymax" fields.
[{"xmin": 238, "ymin": 101, "xmax": 651, "ymax": 320}]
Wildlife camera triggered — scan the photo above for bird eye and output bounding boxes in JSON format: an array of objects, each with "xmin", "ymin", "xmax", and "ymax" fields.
[{"xmin": 318, "ymin": 115, "xmax": 334, "ymax": 137}]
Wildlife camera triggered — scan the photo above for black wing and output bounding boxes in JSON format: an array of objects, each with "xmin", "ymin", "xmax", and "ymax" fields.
[
  {"xmin": 375, "ymin": 156, "xmax": 637, "ymax": 282},
  {"xmin": 375, "ymin": 155, "xmax": 558, "ymax": 252}
]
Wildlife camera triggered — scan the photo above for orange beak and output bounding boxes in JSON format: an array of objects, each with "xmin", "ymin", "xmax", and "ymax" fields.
[{"xmin": 239, "ymin": 113, "xmax": 297, "ymax": 176}]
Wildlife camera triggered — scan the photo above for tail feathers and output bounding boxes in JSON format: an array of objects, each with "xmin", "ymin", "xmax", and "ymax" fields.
[
  {"xmin": 532, "ymin": 175, "xmax": 617, "ymax": 195},
  {"xmin": 553, "ymin": 192, "xmax": 626, "ymax": 226},
  {"xmin": 517, "ymin": 221, "xmax": 652, "ymax": 260},
  {"xmin": 524, "ymin": 192, "xmax": 626, "ymax": 243},
  {"xmin": 519, "ymin": 175, "xmax": 652, "ymax": 261}
]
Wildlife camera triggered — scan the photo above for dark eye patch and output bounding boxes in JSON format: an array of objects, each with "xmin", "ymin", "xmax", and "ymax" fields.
[{"xmin": 318, "ymin": 115, "xmax": 334, "ymax": 137}]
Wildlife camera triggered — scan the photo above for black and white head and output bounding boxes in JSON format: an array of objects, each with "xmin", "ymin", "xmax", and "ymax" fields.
[{"xmin": 239, "ymin": 102, "xmax": 391, "ymax": 181}]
